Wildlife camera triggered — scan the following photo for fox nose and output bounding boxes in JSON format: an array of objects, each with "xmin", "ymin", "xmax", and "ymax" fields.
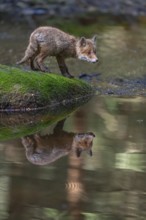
[
  {"xmin": 92, "ymin": 58, "xmax": 98, "ymax": 63},
  {"xmin": 94, "ymin": 58, "xmax": 98, "ymax": 63}
]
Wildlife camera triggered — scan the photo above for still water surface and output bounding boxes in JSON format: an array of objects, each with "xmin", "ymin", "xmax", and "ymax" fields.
[{"xmin": 1, "ymin": 95, "xmax": 146, "ymax": 220}]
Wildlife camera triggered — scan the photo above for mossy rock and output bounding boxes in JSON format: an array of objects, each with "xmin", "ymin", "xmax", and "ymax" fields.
[{"xmin": 0, "ymin": 64, "xmax": 94, "ymax": 111}]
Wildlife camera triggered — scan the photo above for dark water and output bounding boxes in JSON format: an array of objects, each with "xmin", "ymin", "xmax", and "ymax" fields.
[{"xmin": 1, "ymin": 95, "xmax": 146, "ymax": 220}]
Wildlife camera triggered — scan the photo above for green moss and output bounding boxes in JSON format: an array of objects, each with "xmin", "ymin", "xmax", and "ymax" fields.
[{"xmin": 0, "ymin": 64, "xmax": 94, "ymax": 111}]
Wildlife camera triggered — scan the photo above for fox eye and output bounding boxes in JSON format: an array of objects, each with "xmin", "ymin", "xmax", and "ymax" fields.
[
  {"xmin": 83, "ymin": 140, "xmax": 87, "ymax": 145},
  {"xmin": 93, "ymin": 49, "xmax": 96, "ymax": 54}
]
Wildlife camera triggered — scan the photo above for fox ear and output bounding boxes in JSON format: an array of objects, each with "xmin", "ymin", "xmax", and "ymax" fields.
[
  {"xmin": 92, "ymin": 35, "xmax": 97, "ymax": 44},
  {"xmin": 80, "ymin": 37, "xmax": 86, "ymax": 47}
]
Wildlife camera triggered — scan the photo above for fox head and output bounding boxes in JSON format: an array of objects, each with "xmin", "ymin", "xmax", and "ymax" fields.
[
  {"xmin": 76, "ymin": 35, "xmax": 98, "ymax": 63},
  {"xmin": 73, "ymin": 132, "xmax": 95, "ymax": 157}
]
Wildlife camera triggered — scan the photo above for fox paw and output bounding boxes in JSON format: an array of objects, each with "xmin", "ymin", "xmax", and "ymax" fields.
[
  {"xmin": 40, "ymin": 66, "xmax": 51, "ymax": 73},
  {"xmin": 63, "ymin": 73, "xmax": 74, "ymax": 78}
]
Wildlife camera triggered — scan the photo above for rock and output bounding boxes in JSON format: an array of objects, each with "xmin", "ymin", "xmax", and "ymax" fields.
[{"xmin": 0, "ymin": 64, "xmax": 94, "ymax": 112}]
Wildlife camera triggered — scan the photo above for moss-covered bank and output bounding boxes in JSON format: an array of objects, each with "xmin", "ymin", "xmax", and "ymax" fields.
[{"xmin": 0, "ymin": 65, "xmax": 94, "ymax": 111}]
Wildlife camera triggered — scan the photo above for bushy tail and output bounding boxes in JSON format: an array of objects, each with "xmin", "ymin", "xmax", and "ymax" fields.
[{"xmin": 17, "ymin": 38, "xmax": 38, "ymax": 65}]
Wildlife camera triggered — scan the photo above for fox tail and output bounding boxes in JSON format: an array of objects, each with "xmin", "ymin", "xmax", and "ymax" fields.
[{"xmin": 17, "ymin": 38, "xmax": 38, "ymax": 65}]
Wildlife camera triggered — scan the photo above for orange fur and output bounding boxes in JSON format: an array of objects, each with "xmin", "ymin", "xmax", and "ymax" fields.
[
  {"xmin": 21, "ymin": 120, "xmax": 95, "ymax": 165},
  {"xmin": 17, "ymin": 26, "xmax": 98, "ymax": 78}
]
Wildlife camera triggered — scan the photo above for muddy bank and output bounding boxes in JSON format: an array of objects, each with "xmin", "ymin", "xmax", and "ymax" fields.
[{"xmin": 79, "ymin": 73, "xmax": 146, "ymax": 96}]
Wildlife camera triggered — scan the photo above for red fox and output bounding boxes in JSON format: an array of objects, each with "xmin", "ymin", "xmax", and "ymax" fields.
[
  {"xmin": 21, "ymin": 120, "xmax": 95, "ymax": 165},
  {"xmin": 17, "ymin": 26, "xmax": 98, "ymax": 78}
]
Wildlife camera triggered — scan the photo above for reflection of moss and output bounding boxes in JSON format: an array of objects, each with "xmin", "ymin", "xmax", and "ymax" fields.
[
  {"xmin": 0, "ymin": 64, "xmax": 94, "ymax": 110},
  {"xmin": 0, "ymin": 99, "xmax": 89, "ymax": 141}
]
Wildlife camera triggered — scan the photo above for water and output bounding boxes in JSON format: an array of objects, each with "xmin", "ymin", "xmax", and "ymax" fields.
[
  {"xmin": 1, "ymin": 19, "xmax": 146, "ymax": 219},
  {"xmin": 1, "ymin": 95, "xmax": 146, "ymax": 220}
]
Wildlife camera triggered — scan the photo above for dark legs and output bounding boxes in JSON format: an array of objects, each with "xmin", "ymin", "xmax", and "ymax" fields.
[
  {"xmin": 54, "ymin": 119, "xmax": 66, "ymax": 134},
  {"xmin": 29, "ymin": 53, "xmax": 74, "ymax": 78},
  {"xmin": 56, "ymin": 55, "xmax": 74, "ymax": 78},
  {"xmin": 34, "ymin": 52, "xmax": 50, "ymax": 72}
]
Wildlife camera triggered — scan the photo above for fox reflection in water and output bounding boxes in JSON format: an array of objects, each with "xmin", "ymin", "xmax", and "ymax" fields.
[{"xmin": 21, "ymin": 119, "xmax": 95, "ymax": 165}]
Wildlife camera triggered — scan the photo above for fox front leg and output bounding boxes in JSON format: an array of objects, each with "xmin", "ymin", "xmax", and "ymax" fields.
[
  {"xmin": 76, "ymin": 148, "xmax": 93, "ymax": 157},
  {"xmin": 56, "ymin": 55, "xmax": 74, "ymax": 78},
  {"xmin": 53, "ymin": 119, "xmax": 66, "ymax": 134}
]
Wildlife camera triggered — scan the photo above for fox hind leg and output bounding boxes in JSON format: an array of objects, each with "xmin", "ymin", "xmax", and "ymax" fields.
[
  {"xmin": 30, "ymin": 53, "xmax": 39, "ymax": 71},
  {"xmin": 35, "ymin": 50, "xmax": 50, "ymax": 72},
  {"xmin": 30, "ymin": 58, "xmax": 36, "ymax": 70}
]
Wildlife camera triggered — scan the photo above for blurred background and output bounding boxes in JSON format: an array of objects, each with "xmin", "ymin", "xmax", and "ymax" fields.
[{"xmin": 1, "ymin": 0, "xmax": 146, "ymax": 26}]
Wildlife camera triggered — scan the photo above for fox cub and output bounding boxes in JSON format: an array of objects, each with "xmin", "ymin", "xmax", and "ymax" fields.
[
  {"xmin": 22, "ymin": 132, "xmax": 95, "ymax": 165},
  {"xmin": 21, "ymin": 119, "xmax": 95, "ymax": 165},
  {"xmin": 17, "ymin": 26, "xmax": 98, "ymax": 78}
]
